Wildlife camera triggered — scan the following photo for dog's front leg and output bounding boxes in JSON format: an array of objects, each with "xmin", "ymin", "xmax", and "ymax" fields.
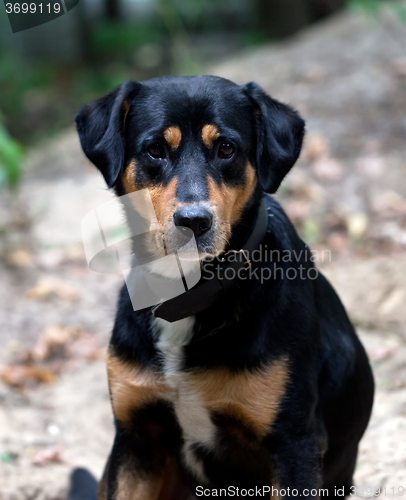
[
  {"xmin": 98, "ymin": 422, "xmax": 169, "ymax": 500},
  {"xmin": 98, "ymin": 351, "xmax": 186, "ymax": 500},
  {"xmin": 270, "ymin": 434, "xmax": 324, "ymax": 500}
]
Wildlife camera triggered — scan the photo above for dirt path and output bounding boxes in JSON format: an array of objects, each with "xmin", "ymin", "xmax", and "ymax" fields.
[{"xmin": 1, "ymin": 7, "xmax": 406, "ymax": 499}]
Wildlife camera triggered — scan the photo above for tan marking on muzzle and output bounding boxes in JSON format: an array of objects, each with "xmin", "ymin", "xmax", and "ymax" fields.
[
  {"xmin": 163, "ymin": 126, "xmax": 182, "ymax": 151},
  {"xmin": 207, "ymin": 162, "xmax": 257, "ymax": 244},
  {"xmin": 202, "ymin": 124, "xmax": 221, "ymax": 148},
  {"xmin": 149, "ymin": 178, "xmax": 179, "ymax": 229}
]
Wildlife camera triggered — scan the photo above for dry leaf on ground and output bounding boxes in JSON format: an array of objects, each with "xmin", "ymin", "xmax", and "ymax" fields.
[
  {"xmin": 26, "ymin": 277, "xmax": 79, "ymax": 300},
  {"xmin": 0, "ymin": 365, "xmax": 57, "ymax": 388}
]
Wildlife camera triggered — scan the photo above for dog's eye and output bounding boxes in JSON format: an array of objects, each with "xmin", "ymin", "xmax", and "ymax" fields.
[
  {"xmin": 147, "ymin": 142, "xmax": 166, "ymax": 159},
  {"xmin": 218, "ymin": 142, "xmax": 235, "ymax": 159}
]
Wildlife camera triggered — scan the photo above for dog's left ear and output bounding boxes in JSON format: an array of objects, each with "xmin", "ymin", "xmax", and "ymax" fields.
[
  {"xmin": 75, "ymin": 80, "xmax": 140, "ymax": 188},
  {"xmin": 242, "ymin": 81, "xmax": 305, "ymax": 194}
]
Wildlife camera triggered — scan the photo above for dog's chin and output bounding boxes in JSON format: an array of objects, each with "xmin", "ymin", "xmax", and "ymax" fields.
[{"xmin": 143, "ymin": 248, "xmax": 223, "ymax": 280}]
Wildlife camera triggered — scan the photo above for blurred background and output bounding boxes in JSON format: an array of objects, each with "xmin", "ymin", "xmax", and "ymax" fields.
[
  {"xmin": 1, "ymin": 0, "xmax": 406, "ymax": 498},
  {"xmin": 0, "ymin": 0, "xmax": 352, "ymax": 146}
]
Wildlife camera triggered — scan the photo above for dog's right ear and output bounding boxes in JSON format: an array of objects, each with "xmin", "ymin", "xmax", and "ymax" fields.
[
  {"xmin": 242, "ymin": 81, "xmax": 305, "ymax": 194},
  {"xmin": 75, "ymin": 80, "xmax": 140, "ymax": 188}
]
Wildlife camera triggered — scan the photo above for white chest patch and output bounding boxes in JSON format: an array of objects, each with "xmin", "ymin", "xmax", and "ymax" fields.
[{"xmin": 153, "ymin": 316, "xmax": 215, "ymax": 482}]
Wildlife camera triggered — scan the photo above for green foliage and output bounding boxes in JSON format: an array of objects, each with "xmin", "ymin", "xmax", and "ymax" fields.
[
  {"xmin": 349, "ymin": 0, "xmax": 383, "ymax": 16},
  {"xmin": 349, "ymin": 0, "xmax": 406, "ymax": 21},
  {"xmin": 92, "ymin": 20, "xmax": 165, "ymax": 59},
  {"xmin": 0, "ymin": 53, "xmax": 53, "ymax": 117},
  {"xmin": 392, "ymin": 1, "xmax": 406, "ymax": 22},
  {"xmin": 0, "ymin": 118, "xmax": 24, "ymax": 189}
]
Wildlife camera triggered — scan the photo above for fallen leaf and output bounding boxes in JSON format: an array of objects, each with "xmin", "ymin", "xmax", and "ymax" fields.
[
  {"xmin": 32, "ymin": 445, "xmax": 63, "ymax": 466},
  {"xmin": 284, "ymin": 200, "xmax": 311, "ymax": 223},
  {"xmin": 312, "ymin": 157, "xmax": 345, "ymax": 181},
  {"xmin": 297, "ymin": 182, "xmax": 327, "ymax": 204},
  {"xmin": 356, "ymin": 155, "xmax": 385, "ymax": 178},
  {"xmin": 302, "ymin": 133, "xmax": 330, "ymax": 161},
  {"xmin": 65, "ymin": 244, "xmax": 85, "ymax": 261},
  {"xmin": 30, "ymin": 325, "xmax": 80, "ymax": 361},
  {"xmin": 66, "ymin": 333, "xmax": 103, "ymax": 362},
  {"xmin": 327, "ymin": 233, "xmax": 349, "ymax": 251},
  {"xmin": 371, "ymin": 190, "xmax": 406, "ymax": 215},
  {"xmin": 26, "ymin": 277, "xmax": 79, "ymax": 300},
  {"xmin": 1, "ymin": 365, "xmax": 57, "ymax": 388},
  {"xmin": 6, "ymin": 249, "xmax": 34, "ymax": 268},
  {"xmin": 370, "ymin": 347, "xmax": 394, "ymax": 362}
]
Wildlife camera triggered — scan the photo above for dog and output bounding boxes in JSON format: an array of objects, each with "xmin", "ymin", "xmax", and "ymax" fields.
[{"xmin": 73, "ymin": 75, "xmax": 374, "ymax": 499}]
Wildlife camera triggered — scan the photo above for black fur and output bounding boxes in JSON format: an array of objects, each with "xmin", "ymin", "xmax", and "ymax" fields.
[{"xmin": 73, "ymin": 75, "xmax": 374, "ymax": 499}]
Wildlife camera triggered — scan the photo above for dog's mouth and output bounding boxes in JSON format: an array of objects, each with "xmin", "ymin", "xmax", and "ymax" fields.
[
  {"xmin": 137, "ymin": 222, "xmax": 228, "ymax": 280},
  {"xmin": 179, "ymin": 229, "xmax": 229, "ymax": 261}
]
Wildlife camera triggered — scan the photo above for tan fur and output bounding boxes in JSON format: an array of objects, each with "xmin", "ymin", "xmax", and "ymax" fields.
[
  {"xmin": 123, "ymin": 159, "xmax": 140, "ymax": 193},
  {"xmin": 149, "ymin": 178, "xmax": 179, "ymax": 230},
  {"xmin": 202, "ymin": 124, "xmax": 221, "ymax": 148},
  {"xmin": 107, "ymin": 351, "xmax": 170, "ymax": 426},
  {"xmin": 122, "ymin": 157, "xmax": 257, "ymax": 258},
  {"xmin": 271, "ymin": 483, "xmax": 282, "ymax": 499},
  {"xmin": 184, "ymin": 356, "xmax": 290, "ymax": 438},
  {"xmin": 113, "ymin": 456, "xmax": 192, "ymax": 500},
  {"xmin": 123, "ymin": 100, "xmax": 131, "ymax": 126},
  {"xmin": 115, "ymin": 465, "xmax": 164, "ymax": 500},
  {"xmin": 207, "ymin": 162, "xmax": 257, "ymax": 245},
  {"xmin": 122, "ymin": 164, "xmax": 178, "ymax": 231},
  {"xmin": 163, "ymin": 126, "xmax": 182, "ymax": 150}
]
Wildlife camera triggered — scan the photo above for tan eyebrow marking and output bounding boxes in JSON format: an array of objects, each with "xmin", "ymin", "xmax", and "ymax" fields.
[
  {"xmin": 163, "ymin": 126, "xmax": 182, "ymax": 150},
  {"xmin": 202, "ymin": 124, "xmax": 221, "ymax": 148}
]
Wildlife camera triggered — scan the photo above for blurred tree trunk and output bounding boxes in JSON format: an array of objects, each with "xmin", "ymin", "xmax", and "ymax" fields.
[
  {"xmin": 255, "ymin": 0, "xmax": 347, "ymax": 39},
  {"xmin": 106, "ymin": 0, "xmax": 120, "ymax": 20},
  {"xmin": 309, "ymin": 0, "xmax": 347, "ymax": 20},
  {"xmin": 256, "ymin": 0, "xmax": 311, "ymax": 39},
  {"xmin": 76, "ymin": 0, "xmax": 92, "ymax": 62}
]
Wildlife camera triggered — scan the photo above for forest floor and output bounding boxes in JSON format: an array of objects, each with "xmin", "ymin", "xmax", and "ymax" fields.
[{"xmin": 1, "ymin": 7, "xmax": 406, "ymax": 499}]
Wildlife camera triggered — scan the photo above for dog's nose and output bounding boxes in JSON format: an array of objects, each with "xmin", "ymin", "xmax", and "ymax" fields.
[{"xmin": 173, "ymin": 206, "xmax": 213, "ymax": 238}]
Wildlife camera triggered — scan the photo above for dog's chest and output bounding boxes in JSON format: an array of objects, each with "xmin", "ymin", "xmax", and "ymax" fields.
[
  {"xmin": 153, "ymin": 317, "xmax": 290, "ymax": 482},
  {"xmin": 154, "ymin": 317, "xmax": 216, "ymax": 452}
]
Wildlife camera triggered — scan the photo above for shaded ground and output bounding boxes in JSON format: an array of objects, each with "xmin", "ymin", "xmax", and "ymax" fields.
[{"xmin": 1, "ymin": 7, "xmax": 406, "ymax": 499}]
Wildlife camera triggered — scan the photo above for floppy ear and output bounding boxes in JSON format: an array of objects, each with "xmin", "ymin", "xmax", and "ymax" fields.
[
  {"xmin": 75, "ymin": 80, "xmax": 140, "ymax": 188},
  {"xmin": 242, "ymin": 81, "xmax": 305, "ymax": 194}
]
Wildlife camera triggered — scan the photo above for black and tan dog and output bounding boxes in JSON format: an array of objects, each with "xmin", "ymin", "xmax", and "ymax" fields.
[{"xmin": 73, "ymin": 75, "xmax": 374, "ymax": 499}]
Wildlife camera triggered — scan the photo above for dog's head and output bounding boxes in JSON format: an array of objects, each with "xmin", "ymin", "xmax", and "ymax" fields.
[{"xmin": 76, "ymin": 76, "xmax": 304, "ymax": 261}]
